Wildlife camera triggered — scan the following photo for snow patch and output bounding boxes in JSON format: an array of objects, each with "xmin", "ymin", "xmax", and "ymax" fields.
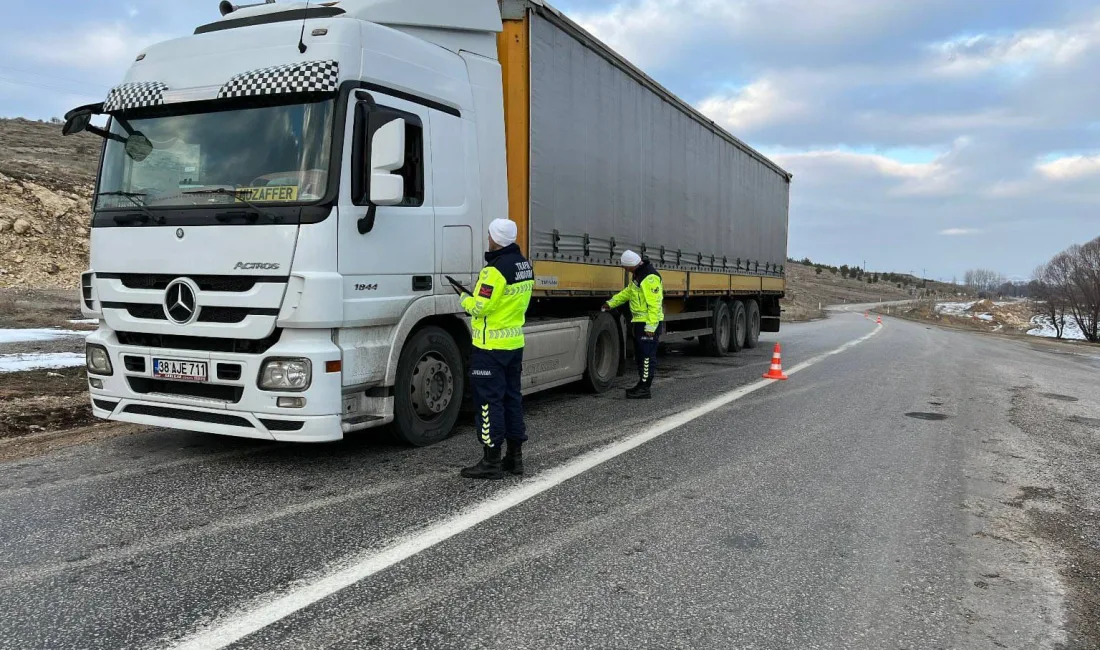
[
  {"xmin": 68, "ymin": 319, "xmax": 99, "ymax": 325},
  {"xmin": 1027, "ymin": 315, "xmax": 1087, "ymax": 341},
  {"xmin": 0, "ymin": 352, "xmax": 86, "ymax": 373},
  {"xmin": 0, "ymin": 328, "xmax": 88, "ymax": 344},
  {"xmin": 935, "ymin": 301, "xmax": 975, "ymax": 315}
]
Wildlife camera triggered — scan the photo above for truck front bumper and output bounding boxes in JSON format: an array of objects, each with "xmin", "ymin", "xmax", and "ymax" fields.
[{"xmin": 85, "ymin": 327, "xmax": 345, "ymax": 443}]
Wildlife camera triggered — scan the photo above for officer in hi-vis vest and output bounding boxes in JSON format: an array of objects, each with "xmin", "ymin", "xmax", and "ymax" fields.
[
  {"xmin": 603, "ymin": 250, "xmax": 664, "ymax": 399},
  {"xmin": 458, "ymin": 219, "xmax": 534, "ymax": 479}
]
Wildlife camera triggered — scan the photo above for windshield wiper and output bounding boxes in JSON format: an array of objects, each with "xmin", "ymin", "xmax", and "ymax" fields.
[
  {"xmin": 97, "ymin": 191, "xmax": 164, "ymax": 225},
  {"xmin": 181, "ymin": 188, "xmax": 274, "ymax": 223}
]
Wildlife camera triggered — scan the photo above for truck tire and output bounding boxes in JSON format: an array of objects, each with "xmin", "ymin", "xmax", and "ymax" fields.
[
  {"xmin": 730, "ymin": 300, "xmax": 748, "ymax": 353},
  {"xmin": 701, "ymin": 301, "xmax": 731, "ymax": 357},
  {"xmin": 393, "ymin": 326, "xmax": 464, "ymax": 447},
  {"xmin": 583, "ymin": 312, "xmax": 621, "ymax": 393},
  {"xmin": 744, "ymin": 299, "xmax": 761, "ymax": 349}
]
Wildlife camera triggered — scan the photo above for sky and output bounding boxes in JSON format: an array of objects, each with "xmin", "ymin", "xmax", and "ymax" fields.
[{"xmin": 2, "ymin": 0, "xmax": 1099, "ymax": 280}]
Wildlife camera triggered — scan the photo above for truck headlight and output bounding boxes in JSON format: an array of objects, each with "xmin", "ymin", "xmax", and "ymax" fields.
[
  {"xmin": 86, "ymin": 344, "xmax": 113, "ymax": 376},
  {"xmin": 258, "ymin": 358, "xmax": 312, "ymax": 391}
]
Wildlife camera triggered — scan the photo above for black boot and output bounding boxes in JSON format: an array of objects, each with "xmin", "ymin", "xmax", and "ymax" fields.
[
  {"xmin": 625, "ymin": 378, "xmax": 646, "ymax": 397},
  {"xmin": 626, "ymin": 385, "xmax": 651, "ymax": 399},
  {"xmin": 502, "ymin": 441, "xmax": 524, "ymax": 475},
  {"xmin": 461, "ymin": 445, "xmax": 504, "ymax": 480}
]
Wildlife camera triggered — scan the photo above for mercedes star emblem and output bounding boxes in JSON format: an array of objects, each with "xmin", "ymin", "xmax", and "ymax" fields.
[{"xmin": 163, "ymin": 279, "xmax": 199, "ymax": 325}]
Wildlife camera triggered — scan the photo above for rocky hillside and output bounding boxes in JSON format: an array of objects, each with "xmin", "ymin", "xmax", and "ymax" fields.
[{"xmin": 0, "ymin": 118, "xmax": 99, "ymax": 289}]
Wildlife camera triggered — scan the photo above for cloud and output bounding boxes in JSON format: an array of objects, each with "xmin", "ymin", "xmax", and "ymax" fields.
[
  {"xmin": 1036, "ymin": 154, "xmax": 1100, "ymax": 180},
  {"xmin": 16, "ymin": 22, "xmax": 168, "ymax": 70},
  {"xmin": 770, "ymin": 148, "xmax": 958, "ymax": 198},
  {"xmin": 696, "ymin": 80, "xmax": 804, "ymax": 131},
  {"xmin": 573, "ymin": 0, "xmax": 958, "ymax": 69},
  {"xmin": 929, "ymin": 17, "xmax": 1100, "ymax": 77},
  {"xmin": 939, "ymin": 228, "xmax": 982, "ymax": 236}
]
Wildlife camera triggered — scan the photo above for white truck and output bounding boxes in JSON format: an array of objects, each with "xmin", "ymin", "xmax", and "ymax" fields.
[{"xmin": 64, "ymin": 0, "xmax": 791, "ymax": 445}]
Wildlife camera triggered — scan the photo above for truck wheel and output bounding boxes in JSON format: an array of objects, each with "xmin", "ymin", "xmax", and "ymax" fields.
[
  {"xmin": 393, "ymin": 326, "xmax": 464, "ymax": 447},
  {"xmin": 730, "ymin": 300, "xmax": 748, "ymax": 352},
  {"xmin": 701, "ymin": 301, "xmax": 731, "ymax": 357},
  {"xmin": 744, "ymin": 299, "xmax": 761, "ymax": 348},
  {"xmin": 583, "ymin": 312, "xmax": 621, "ymax": 393}
]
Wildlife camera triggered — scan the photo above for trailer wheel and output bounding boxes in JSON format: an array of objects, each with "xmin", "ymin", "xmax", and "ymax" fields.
[
  {"xmin": 583, "ymin": 312, "xmax": 621, "ymax": 393},
  {"xmin": 701, "ymin": 301, "xmax": 731, "ymax": 357},
  {"xmin": 730, "ymin": 300, "xmax": 748, "ymax": 353},
  {"xmin": 744, "ymin": 299, "xmax": 761, "ymax": 349},
  {"xmin": 393, "ymin": 326, "xmax": 464, "ymax": 447}
]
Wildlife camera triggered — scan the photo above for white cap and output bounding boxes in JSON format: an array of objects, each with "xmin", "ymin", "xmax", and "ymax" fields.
[
  {"xmin": 620, "ymin": 250, "xmax": 642, "ymax": 267},
  {"xmin": 488, "ymin": 219, "xmax": 518, "ymax": 247}
]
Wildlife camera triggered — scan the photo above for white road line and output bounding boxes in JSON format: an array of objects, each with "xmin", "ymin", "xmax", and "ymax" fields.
[
  {"xmin": 165, "ymin": 324, "xmax": 883, "ymax": 650},
  {"xmin": 1, "ymin": 472, "xmax": 443, "ymax": 589}
]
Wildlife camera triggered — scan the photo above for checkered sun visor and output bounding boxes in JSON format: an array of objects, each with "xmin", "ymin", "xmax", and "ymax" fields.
[
  {"xmin": 218, "ymin": 60, "xmax": 340, "ymax": 99},
  {"xmin": 103, "ymin": 81, "xmax": 169, "ymax": 112}
]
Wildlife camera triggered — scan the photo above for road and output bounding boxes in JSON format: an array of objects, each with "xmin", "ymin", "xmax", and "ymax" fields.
[{"xmin": 2, "ymin": 312, "xmax": 1098, "ymax": 649}]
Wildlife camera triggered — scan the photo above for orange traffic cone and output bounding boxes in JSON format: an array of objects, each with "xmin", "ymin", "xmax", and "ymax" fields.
[
  {"xmin": 763, "ymin": 343, "xmax": 788, "ymax": 380},
  {"xmin": 876, "ymin": 315, "xmax": 883, "ymax": 325}
]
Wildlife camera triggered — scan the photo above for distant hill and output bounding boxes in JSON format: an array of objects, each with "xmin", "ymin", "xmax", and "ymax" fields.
[
  {"xmin": 781, "ymin": 262, "xmax": 969, "ymax": 321},
  {"xmin": 0, "ymin": 118, "xmax": 99, "ymax": 289}
]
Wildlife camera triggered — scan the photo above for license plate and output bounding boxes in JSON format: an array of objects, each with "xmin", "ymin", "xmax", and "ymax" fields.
[{"xmin": 153, "ymin": 358, "xmax": 208, "ymax": 382}]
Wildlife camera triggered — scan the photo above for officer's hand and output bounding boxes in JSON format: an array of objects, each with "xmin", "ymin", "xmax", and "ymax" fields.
[
  {"xmin": 601, "ymin": 303, "xmax": 611, "ymax": 312},
  {"xmin": 644, "ymin": 328, "xmax": 656, "ymax": 336}
]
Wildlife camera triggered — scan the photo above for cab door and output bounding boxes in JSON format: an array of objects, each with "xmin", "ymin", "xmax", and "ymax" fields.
[
  {"xmin": 337, "ymin": 90, "xmax": 435, "ymax": 325},
  {"xmin": 430, "ymin": 108, "xmax": 479, "ymax": 296}
]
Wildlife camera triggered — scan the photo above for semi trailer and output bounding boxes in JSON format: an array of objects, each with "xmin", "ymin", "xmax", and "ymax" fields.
[{"xmin": 64, "ymin": 0, "xmax": 791, "ymax": 446}]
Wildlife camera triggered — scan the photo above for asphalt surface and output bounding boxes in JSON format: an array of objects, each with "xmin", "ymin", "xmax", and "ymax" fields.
[{"xmin": 1, "ymin": 312, "xmax": 1097, "ymax": 649}]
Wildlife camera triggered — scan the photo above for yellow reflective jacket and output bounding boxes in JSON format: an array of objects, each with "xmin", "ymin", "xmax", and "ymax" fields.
[
  {"xmin": 608, "ymin": 262, "xmax": 664, "ymax": 333},
  {"xmin": 461, "ymin": 244, "xmax": 534, "ymax": 351}
]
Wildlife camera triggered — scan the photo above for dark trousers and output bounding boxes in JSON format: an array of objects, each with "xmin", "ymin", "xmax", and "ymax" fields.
[
  {"xmin": 633, "ymin": 323, "xmax": 663, "ymax": 387},
  {"xmin": 470, "ymin": 348, "xmax": 526, "ymax": 448}
]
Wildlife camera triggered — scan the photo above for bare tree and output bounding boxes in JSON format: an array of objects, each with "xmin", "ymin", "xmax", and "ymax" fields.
[
  {"xmin": 964, "ymin": 268, "xmax": 1007, "ymax": 294},
  {"xmin": 1038, "ymin": 238, "xmax": 1100, "ymax": 342},
  {"xmin": 1031, "ymin": 263, "xmax": 1066, "ymax": 338},
  {"xmin": 1065, "ymin": 238, "xmax": 1100, "ymax": 342}
]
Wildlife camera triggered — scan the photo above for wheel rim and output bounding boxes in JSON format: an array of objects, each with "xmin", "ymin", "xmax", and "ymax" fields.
[
  {"xmin": 736, "ymin": 312, "xmax": 747, "ymax": 346},
  {"xmin": 593, "ymin": 329, "xmax": 616, "ymax": 380},
  {"xmin": 409, "ymin": 352, "xmax": 454, "ymax": 421},
  {"xmin": 718, "ymin": 313, "xmax": 731, "ymax": 350},
  {"xmin": 752, "ymin": 312, "xmax": 760, "ymax": 338}
]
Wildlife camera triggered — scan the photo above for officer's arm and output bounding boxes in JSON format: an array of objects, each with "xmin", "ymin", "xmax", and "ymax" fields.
[
  {"xmin": 461, "ymin": 267, "xmax": 506, "ymax": 318},
  {"xmin": 607, "ymin": 285, "xmax": 632, "ymax": 309},
  {"xmin": 641, "ymin": 276, "xmax": 664, "ymax": 333}
]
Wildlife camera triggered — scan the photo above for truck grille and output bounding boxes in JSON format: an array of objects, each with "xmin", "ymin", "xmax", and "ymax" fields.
[
  {"xmin": 98, "ymin": 273, "xmax": 284, "ymax": 292},
  {"xmin": 103, "ymin": 303, "xmax": 278, "ymax": 324},
  {"xmin": 128, "ymin": 377, "xmax": 244, "ymax": 403},
  {"xmin": 116, "ymin": 329, "xmax": 282, "ymax": 354}
]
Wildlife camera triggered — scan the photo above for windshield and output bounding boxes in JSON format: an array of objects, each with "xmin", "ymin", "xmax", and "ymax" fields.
[{"xmin": 95, "ymin": 99, "xmax": 334, "ymax": 211}]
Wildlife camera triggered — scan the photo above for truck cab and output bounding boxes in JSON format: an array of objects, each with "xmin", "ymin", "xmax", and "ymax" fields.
[{"xmin": 70, "ymin": 0, "xmax": 514, "ymax": 444}]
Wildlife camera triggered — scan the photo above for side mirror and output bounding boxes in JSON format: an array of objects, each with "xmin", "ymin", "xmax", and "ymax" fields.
[
  {"xmin": 368, "ymin": 118, "xmax": 406, "ymax": 206},
  {"xmin": 124, "ymin": 133, "xmax": 154, "ymax": 162},
  {"xmin": 62, "ymin": 107, "xmax": 94, "ymax": 136}
]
